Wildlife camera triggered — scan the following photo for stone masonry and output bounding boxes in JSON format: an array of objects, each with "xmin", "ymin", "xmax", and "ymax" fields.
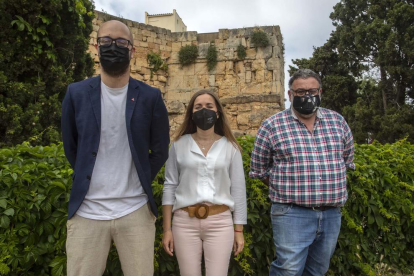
[{"xmin": 89, "ymin": 11, "xmax": 285, "ymax": 136}]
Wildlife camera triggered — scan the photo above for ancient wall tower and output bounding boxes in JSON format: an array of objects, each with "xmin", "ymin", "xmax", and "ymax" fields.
[{"xmin": 89, "ymin": 11, "xmax": 285, "ymax": 136}]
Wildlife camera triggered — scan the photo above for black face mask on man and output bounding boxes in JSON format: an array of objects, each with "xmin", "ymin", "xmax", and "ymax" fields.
[
  {"xmin": 99, "ymin": 43, "xmax": 131, "ymax": 77},
  {"xmin": 292, "ymin": 94, "xmax": 321, "ymax": 115},
  {"xmin": 192, "ymin": 108, "xmax": 218, "ymax": 130}
]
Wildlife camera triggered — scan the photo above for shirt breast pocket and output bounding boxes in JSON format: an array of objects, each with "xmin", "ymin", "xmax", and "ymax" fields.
[{"xmin": 325, "ymin": 132, "xmax": 344, "ymax": 153}]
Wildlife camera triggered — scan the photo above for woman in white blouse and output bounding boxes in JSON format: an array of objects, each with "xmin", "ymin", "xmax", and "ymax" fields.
[{"xmin": 162, "ymin": 90, "xmax": 247, "ymax": 276}]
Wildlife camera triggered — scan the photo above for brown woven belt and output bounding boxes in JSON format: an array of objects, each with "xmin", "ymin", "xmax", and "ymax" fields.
[{"xmin": 181, "ymin": 204, "xmax": 229, "ymax": 219}]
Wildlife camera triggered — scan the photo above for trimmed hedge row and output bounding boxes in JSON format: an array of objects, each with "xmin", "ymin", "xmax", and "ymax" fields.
[{"xmin": 0, "ymin": 137, "xmax": 413, "ymax": 275}]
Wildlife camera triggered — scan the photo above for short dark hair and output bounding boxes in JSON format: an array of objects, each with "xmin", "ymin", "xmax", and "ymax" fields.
[{"xmin": 288, "ymin": 69, "xmax": 322, "ymax": 89}]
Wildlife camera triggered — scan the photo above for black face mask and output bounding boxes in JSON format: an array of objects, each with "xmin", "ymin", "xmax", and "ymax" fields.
[
  {"xmin": 99, "ymin": 44, "xmax": 131, "ymax": 77},
  {"xmin": 292, "ymin": 95, "xmax": 321, "ymax": 115},
  {"xmin": 192, "ymin": 108, "xmax": 218, "ymax": 130}
]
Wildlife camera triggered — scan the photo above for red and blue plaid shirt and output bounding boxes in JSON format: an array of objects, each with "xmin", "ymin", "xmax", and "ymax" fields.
[{"xmin": 249, "ymin": 107, "xmax": 355, "ymax": 207}]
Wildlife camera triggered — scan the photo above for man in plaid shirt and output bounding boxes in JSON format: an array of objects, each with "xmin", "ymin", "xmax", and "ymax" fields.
[{"xmin": 250, "ymin": 69, "xmax": 355, "ymax": 276}]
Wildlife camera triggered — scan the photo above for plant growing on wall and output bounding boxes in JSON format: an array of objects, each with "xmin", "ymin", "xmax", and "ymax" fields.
[
  {"xmin": 178, "ymin": 44, "xmax": 198, "ymax": 66},
  {"xmin": 237, "ymin": 44, "xmax": 247, "ymax": 60},
  {"xmin": 146, "ymin": 52, "xmax": 168, "ymax": 79},
  {"xmin": 251, "ymin": 30, "xmax": 270, "ymax": 48},
  {"xmin": 206, "ymin": 44, "xmax": 218, "ymax": 71}
]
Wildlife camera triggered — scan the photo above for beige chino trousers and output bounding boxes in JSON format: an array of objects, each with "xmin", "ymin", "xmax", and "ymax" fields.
[{"xmin": 66, "ymin": 204, "xmax": 156, "ymax": 276}]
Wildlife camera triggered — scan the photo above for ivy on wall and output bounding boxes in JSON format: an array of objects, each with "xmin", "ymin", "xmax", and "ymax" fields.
[
  {"xmin": 206, "ymin": 44, "xmax": 218, "ymax": 71},
  {"xmin": 147, "ymin": 52, "xmax": 168, "ymax": 79},
  {"xmin": 237, "ymin": 44, "xmax": 247, "ymax": 60},
  {"xmin": 178, "ymin": 44, "xmax": 198, "ymax": 66},
  {"xmin": 251, "ymin": 30, "xmax": 270, "ymax": 48}
]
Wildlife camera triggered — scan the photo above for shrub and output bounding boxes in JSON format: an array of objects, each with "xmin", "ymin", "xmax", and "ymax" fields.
[
  {"xmin": 206, "ymin": 44, "xmax": 218, "ymax": 71},
  {"xmin": 0, "ymin": 0, "xmax": 95, "ymax": 147},
  {"xmin": 178, "ymin": 44, "xmax": 198, "ymax": 66},
  {"xmin": 251, "ymin": 30, "xmax": 270, "ymax": 48},
  {"xmin": 146, "ymin": 52, "xmax": 168, "ymax": 79},
  {"xmin": 0, "ymin": 138, "xmax": 413, "ymax": 275},
  {"xmin": 237, "ymin": 44, "xmax": 247, "ymax": 60}
]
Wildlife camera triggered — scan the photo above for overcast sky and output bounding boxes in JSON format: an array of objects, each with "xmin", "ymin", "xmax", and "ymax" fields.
[{"xmin": 94, "ymin": 0, "xmax": 340, "ymax": 108}]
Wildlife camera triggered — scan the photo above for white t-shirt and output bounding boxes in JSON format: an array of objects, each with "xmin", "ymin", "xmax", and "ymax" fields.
[
  {"xmin": 76, "ymin": 81, "xmax": 148, "ymax": 220},
  {"xmin": 162, "ymin": 134, "xmax": 247, "ymax": 224}
]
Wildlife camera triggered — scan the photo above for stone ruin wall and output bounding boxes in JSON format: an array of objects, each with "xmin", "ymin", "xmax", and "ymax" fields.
[{"xmin": 89, "ymin": 11, "xmax": 285, "ymax": 136}]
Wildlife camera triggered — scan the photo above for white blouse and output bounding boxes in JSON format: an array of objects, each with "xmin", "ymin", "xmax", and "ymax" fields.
[{"xmin": 162, "ymin": 134, "xmax": 247, "ymax": 224}]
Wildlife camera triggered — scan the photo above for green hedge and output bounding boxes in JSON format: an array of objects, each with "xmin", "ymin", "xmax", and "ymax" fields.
[{"xmin": 0, "ymin": 137, "xmax": 413, "ymax": 275}]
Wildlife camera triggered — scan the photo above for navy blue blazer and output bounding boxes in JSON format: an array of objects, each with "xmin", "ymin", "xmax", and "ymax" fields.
[{"xmin": 61, "ymin": 76, "xmax": 170, "ymax": 219}]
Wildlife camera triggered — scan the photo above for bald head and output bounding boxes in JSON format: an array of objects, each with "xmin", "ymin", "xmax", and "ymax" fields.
[{"xmin": 97, "ymin": 20, "xmax": 133, "ymax": 45}]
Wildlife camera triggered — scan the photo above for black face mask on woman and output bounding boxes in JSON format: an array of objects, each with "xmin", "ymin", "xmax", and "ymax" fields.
[
  {"xmin": 292, "ymin": 94, "xmax": 321, "ymax": 115},
  {"xmin": 192, "ymin": 108, "xmax": 218, "ymax": 130},
  {"xmin": 99, "ymin": 43, "xmax": 131, "ymax": 77}
]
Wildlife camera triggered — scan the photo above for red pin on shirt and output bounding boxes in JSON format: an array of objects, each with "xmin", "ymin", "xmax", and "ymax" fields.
[{"xmin": 131, "ymin": 98, "xmax": 135, "ymax": 101}]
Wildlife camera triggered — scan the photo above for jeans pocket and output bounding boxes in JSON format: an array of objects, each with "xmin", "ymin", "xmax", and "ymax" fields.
[{"xmin": 271, "ymin": 203, "xmax": 292, "ymax": 216}]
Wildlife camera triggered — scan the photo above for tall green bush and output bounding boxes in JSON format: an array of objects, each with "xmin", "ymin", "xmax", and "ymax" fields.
[
  {"xmin": 0, "ymin": 138, "xmax": 413, "ymax": 275},
  {"xmin": 0, "ymin": 0, "xmax": 95, "ymax": 147}
]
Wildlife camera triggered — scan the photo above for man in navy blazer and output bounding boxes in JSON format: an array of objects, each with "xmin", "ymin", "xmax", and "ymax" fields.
[{"xmin": 62, "ymin": 20, "xmax": 169, "ymax": 276}]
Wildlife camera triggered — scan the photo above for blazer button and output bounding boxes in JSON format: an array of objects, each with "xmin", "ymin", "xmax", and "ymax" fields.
[
  {"xmin": 86, "ymin": 175, "xmax": 91, "ymax": 180},
  {"xmin": 92, "ymin": 152, "xmax": 97, "ymax": 157}
]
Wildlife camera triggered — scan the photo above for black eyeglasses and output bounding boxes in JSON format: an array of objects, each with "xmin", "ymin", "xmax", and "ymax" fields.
[
  {"xmin": 290, "ymin": 88, "xmax": 320, "ymax": 96},
  {"xmin": 97, "ymin": 37, "xmax": 133, "ymax": 49}
]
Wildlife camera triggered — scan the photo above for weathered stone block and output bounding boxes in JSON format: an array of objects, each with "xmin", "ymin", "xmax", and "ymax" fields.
[
  {"xmin": 255, "ymin": 70, "xmax": 265, "ymax": 83},
  {"xmin": 167, "ymin": 100, "xmax": 185, "ymax": 114},
  {"xmin": 158, "ymin": 75, "xmax": 167, "ymax": 83},
  {"xmin": 208, "ymin": 75, "xmax": 215, "ymax": 87},
  {"xmin": 252, "ymin": 59, "xmax": 266, "ymax": 71},
  {"xmin": 257, "ymin": 46, "xmax": 272, "ymax": 59},
  {"xmin": 168, "ymin": 76, "xmax": 184, "ymax": 88},
  {"xmin": 246, "ymin": 71, "xmax": 252, "ymax": 83},
  {"xmin": 198, "ymin": 43, "xmax": 210, "ymax": 59},
  {"xmin": 237, "ymin": 113, "xmax": 249, "ymax": 126},
  {"xmin": 209, "ymin": 61, "xmax": 225, "ymax": 75},
  {"xmin": 183, "ymin": 75, "xmax": 198, "ymax": 88},
  {"xmin": 195, "ymin": 63, "xmax": 209, "ymax": 75},
  {"xmin": 197, "ymin": 74, "xmax": 209, "ymax": 88},
  {"xmin": 172, "ymin": 42, "xmax": 182, "ymax": 51},
  {"xmin": 225, "ymin": 37, "xmax": 241, "ymax": 48},
  {"xmin": 266, "ymin": 57, "xmax": 280, "ymax": 71},
  {"xmin": 242, "ymin": 83, "xmax": 263, "ymax": 94},
  {"xmin": 246, "ymin": 48, "xmax": 256, "ymax": 59}
]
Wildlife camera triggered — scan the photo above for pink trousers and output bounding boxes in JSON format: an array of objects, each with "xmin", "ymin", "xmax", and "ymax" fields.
[{"xmin": 172, "ymin": 209, "xmax": 234, "ymax": 276}]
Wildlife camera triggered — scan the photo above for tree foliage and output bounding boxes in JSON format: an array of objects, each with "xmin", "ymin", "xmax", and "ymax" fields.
[
  {"xmin": 290, "ymin": 0, "xmax": 414, "ymax": 144},
  {"xmin": 1, "ymin": 137, "xmax": 414, "ymax": 275},
  {"xmin": 0, "ymin": 0, "xmax": 95, "ymax": 147}
]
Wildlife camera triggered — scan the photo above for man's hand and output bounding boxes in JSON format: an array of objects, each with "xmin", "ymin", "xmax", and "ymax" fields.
[{"xmin": 262, "ymin": 176, "xmax": 270, "ymax": 186}]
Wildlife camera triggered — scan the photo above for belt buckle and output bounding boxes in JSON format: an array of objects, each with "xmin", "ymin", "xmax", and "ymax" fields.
[
  {"xmin": 312, "ymin": 206, "xmax": 319, "ymax": 211},
  {"xmin": 195, "ymin": 204, "xmax": 209, "ymax": 219}
]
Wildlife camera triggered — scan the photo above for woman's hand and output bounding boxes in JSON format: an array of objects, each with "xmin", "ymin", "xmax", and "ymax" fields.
[
  {"xmin": 162, "ymin": 229, "xmax": 174, "ymax": 256},
  {"xmin": 233, "ymin": 231, "xmax": 244, "ymax": 256}
]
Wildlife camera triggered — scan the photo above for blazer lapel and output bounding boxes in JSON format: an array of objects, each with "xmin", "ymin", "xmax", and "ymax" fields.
[
  {"xmin": 126, "ymin": 77, "xmax": 140, "ymax": 128},
  {"xmin": 88, "ymin": 76, "xmax": 102, "ymax": 130}
]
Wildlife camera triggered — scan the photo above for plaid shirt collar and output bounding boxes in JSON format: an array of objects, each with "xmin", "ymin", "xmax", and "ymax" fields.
[{"xmin": 289, "ymin": 106, "xmax": 323, "ymax": 122}]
